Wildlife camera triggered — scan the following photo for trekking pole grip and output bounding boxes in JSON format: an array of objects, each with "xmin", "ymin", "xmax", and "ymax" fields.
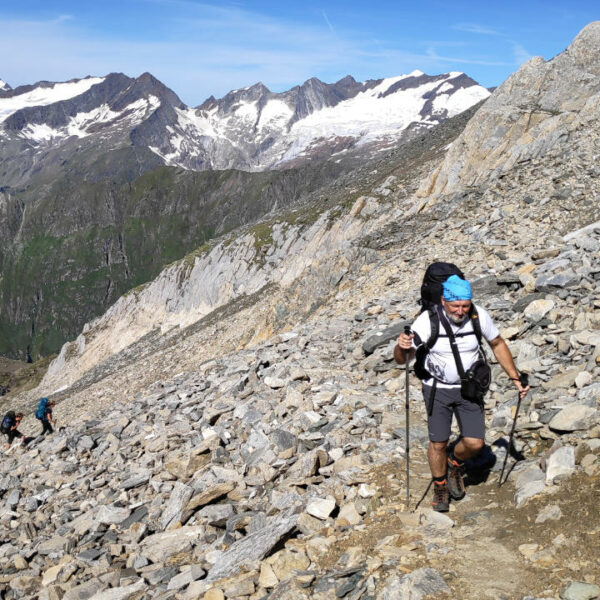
[{"xmin": 519, "ymin": 373, "xmax": 529, "ymax": 388}]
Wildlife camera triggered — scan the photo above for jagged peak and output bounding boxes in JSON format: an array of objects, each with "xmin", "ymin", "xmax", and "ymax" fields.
[{"xmin": 563, "ymin": 20, "xmax": 600, "ymax": 73}]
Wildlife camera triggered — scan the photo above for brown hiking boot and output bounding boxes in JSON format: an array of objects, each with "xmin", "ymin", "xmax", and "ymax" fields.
[
  {"xmin": 432, "ymin": 480, "xmax": 450, "ymax": 512},
  {"xmin": 447, "ymin": 457, "xmax": 466, "ymax": 500}
]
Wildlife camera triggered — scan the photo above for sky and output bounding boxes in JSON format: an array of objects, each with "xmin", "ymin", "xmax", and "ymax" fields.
[{"xmin": 0, "ymin": 1, "xmax": 598, "ymax": 107}]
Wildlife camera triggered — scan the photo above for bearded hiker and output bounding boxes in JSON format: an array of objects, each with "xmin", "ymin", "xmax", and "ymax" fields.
[{"xmin": 394, "ymin": 274, "xmax": 529, "ymax": 511}]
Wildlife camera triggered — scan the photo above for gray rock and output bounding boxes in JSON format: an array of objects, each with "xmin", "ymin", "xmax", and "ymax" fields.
[
  {"xmin": 37, "ymin": 536, "xmax": 74, "ymax": 556},
  {"xmin": 166, "ymin": 565, "xmax": 206, "ymax": 590},
  {"xmin": 560, "ymin": 581, "xmax": 600, "ymax": 600},
  {"xmin": 5, "ymin": 489, "xmax": 20, "ymax": 508},
  {"xmin": 535, "ymin": 504, "xmax": 563, "ymax": 523},
  {"xmin": 524, "ymin": 299, "xmax": 555, "ymax": 323},
  {"xmin": 378, "ymin": 567, "xmax": 451, "ymax": 599},
  {"xmin": 88, "ymin": 580, "xmax": 146, "ymax": 600},
  {"xmin": 140, "ymin": 526, "xmax": 204, "ymax": 563},
  {"xmin": 362, "ymin": 321, "xmax": 408, "ymax": 355},
  {"xmin": 306, "ymin": 496, "xmax": 336, "ymax": 520},
  {"xmin": 546, "ymin": 446, "xmax": 576, "ymax": 482},
  {"xmin": 270, "ymin": 429, "xmax": 297, "ymax": 452},
  {"xmin": 63, "ymin": 580, "xmax": 105, "ymax": 600},
  {"xmin": 96, "ymin": 504, "xmax": 132, "ymax": 525},
  {"xmin": 515, "ymin": 480, "xmax": 545, "ymax": 508},
  {"xmin": 536, "ymin": 270, "xmax": 580, "ymax": 290},
  {"xmin": 207, "ymin": 512, "xmax": 298, "ymax": 581},
  {"xmin": 548, "ymin": 406, "xmax": 598, "ymax": 432},
  {"xmin": 161, "ymin": 482, "xmax": 194, "ymax": 530},
  {"xmin": 119, "ymin": 471, "xmax": 151, "ymax": 490}
]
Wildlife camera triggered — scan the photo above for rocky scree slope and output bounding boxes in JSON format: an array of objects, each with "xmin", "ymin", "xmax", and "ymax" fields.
[
  {"xmin": 3, "ymin": 21, "xmax": 600, "ymax": 600},
  {"xmin": 1, "ymin": 220, "xmax": 599, "ymax": 600}
]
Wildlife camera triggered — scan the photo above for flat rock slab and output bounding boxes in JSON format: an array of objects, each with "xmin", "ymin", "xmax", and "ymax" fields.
[
  {"xmin": 140, "ymin": 526, "xmax": 204, "ymax": 563},
  {"xmin": 362, "ymin": 321, "xmax": 409, "ymax": 355},
  {"xmin": 207, "ymin": 512, "xmax": 298, "ymax": 582},
  {"xmin": 88, "ymin": 580, "xmax": 146, "ymax": 600},
  {"xmin": 96, "ymin": 505, "xmax": 131, "ymax": 525},
  {"xmin": 185, "ymin": 482, "xmax": 235, "ymax": 515},
  {"xmin": 548, "ymin": 406, "xmax": 598, "ymax": 432}
]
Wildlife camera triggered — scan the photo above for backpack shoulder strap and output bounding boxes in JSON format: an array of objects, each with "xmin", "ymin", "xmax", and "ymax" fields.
[
  {"xmin": 469, "ymin": 304, "xmax": 482, "ymax": 345},
  {"xmin": 436, "ymin": 305, "xmax": 467, "ymax": 380},
  {"xmin": 426, "ymin": 308, "xmax": 440, "ymax": 349},
  {"xmin": 411, "ymin": 309, "xmax": 439, "ymax": 349}
]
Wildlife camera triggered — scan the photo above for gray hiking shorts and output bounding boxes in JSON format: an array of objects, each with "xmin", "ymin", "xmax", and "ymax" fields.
[{"xmin": 422, "ymin": 384, "xmax": 485, "ymax": 442}]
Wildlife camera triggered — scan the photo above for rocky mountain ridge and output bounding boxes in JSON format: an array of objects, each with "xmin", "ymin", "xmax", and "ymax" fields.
[
  {"xmin": 0, "ymin": 70, "xmax": 488, "ymax": 184},
  {"xmin": 1, "ymin": 20, "xmax": 600, "ymax": 600}
]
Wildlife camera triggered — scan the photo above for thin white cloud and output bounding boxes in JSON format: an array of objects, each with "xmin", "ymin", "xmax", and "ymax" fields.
[
  {"xmin": 322, "ymin": 11, "xmax": 336, "ymax": 36},
  {"xmin": 453, "ymin": 23, "xmax": 502, "ymax": 36},
  {"xmin": 512, "ymin": 42, "xmax": 533, "ymax": 66},
  {"xmin": 426, "ymin": 47, "xmax": 511, "ymax": 67}
]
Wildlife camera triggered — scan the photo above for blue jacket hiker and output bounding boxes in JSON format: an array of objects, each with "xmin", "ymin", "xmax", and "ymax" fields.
[
  {"xmin": 35, "ymin": 397, "xmax": 55, "ymax": 435},
  {"xmin": 2, "ymin": 411, "xmax": 25, "ymax": 450}
]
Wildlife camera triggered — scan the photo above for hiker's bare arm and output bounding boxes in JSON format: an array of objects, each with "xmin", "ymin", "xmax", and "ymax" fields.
[
  {"xmin": 488, "ymin": 336, "xmax": 530, "ymax": 398},
  {"xmin": 394, "ymin": 333, "xmax": 415, "ymax": 365}
]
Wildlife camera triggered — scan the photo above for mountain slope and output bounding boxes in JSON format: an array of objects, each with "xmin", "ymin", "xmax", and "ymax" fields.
[
  {"xmin": 1, "ymin": 21, "xmax": 600, "ymax": 600},
  {"xmin": 0, "ymin": 157, "xmax": 353, "ymax": 359},
  {"xmin": 0, "ymin": 69, "xmax": 488, "ymax": 360}
]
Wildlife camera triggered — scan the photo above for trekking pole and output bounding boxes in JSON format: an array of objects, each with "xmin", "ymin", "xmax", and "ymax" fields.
[
  {"xmin": 404, "ymin": 325, "xmax": 411, "ymax": 508},
  {"xmin": 498, "ymin": 373, "xmax": 529, "ymax": 487}
]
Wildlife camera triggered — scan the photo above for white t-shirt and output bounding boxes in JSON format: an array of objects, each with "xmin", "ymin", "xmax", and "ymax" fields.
[{"xmin": 411, "ymin": 304, "xmax": 499, "ymax": 388}]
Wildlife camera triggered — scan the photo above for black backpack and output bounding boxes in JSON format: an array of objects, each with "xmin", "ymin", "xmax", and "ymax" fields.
[
  {"xmin": 1, "ymin": 411, "xmax": 16, "ymax": 434},
  {"xmin": 419, "ymin": 262, "xmax": 465, "ymax": 313}
]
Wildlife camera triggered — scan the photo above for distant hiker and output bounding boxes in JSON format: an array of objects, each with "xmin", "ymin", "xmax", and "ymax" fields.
[
  {"xmin": 395, "ymin": 273, "xmax": 529, "ymax": 512},
  {"xmin": 35, "ymin": 397, "xmax": 55, "ymax": 435},
  {"xmin": 2, "ymin": 411, "xmax": 25, "ymax": 450}
]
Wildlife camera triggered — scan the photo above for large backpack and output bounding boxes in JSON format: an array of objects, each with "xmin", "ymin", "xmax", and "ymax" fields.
[
  {"xmin": 1, "ymin": 411, "xmax": 16, "ymax": 434},
  {"xmin": 419, "ymin": 262, "xmax": 465, "ymax": 313},
  {"xmin": 35, "ymin": 398, "xmax": 49, "ymax": 420},
  {"xmin": 413, "ymin": 262, "xmax": 482, "ymax": 380}
]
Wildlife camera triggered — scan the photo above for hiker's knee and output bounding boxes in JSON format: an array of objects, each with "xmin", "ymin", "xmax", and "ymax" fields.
[{"xmin": 462, "ymin": 437, "xmax": 484, "ymax": 454}]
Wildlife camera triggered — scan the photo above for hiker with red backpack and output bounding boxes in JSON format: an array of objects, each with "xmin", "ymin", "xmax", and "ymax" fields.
[{"xmin": 394, "ymin": 264, "xmax": 529, "ymax": 512}]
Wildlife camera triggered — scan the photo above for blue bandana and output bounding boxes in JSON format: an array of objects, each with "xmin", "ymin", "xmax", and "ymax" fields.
[{"xmin": 442, "ymin": 275, "xmax": 472, "ymax": 301}]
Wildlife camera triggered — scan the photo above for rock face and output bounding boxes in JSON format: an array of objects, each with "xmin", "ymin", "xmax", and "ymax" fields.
[
  {"xmin": 3, "ymin": 20, "xmax": 600, "ymax": 600},
  {"xmin": 419, "ymin": 21, "xmax": 600, "ymax": 198}
]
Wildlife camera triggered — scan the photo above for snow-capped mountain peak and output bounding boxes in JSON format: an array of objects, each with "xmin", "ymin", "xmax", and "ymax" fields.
[
  {"xmin": 0, "ymin": 76, "xmax": 105, "ymax": 124},
  {"xmin": 0, "ymin": 69, "xmax": 490, "ymax": 187},
  {"xmin": 0, "ymin": 78, "xmax": 11, "ymax": 92}
]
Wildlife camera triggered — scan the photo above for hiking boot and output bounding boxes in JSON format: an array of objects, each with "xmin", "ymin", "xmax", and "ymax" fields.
[
  {"xmin": 432, "ymin": 480, "xmax": 450, "ymax": 512},
  {"xmin": 447, "ymin": 457, "xmax": 466, "ymax": 500}
]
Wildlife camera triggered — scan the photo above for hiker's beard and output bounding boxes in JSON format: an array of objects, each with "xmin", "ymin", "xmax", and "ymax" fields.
[{"xmin": 444, "ymin": 309, "xmax": 467, "ymax": 325}]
